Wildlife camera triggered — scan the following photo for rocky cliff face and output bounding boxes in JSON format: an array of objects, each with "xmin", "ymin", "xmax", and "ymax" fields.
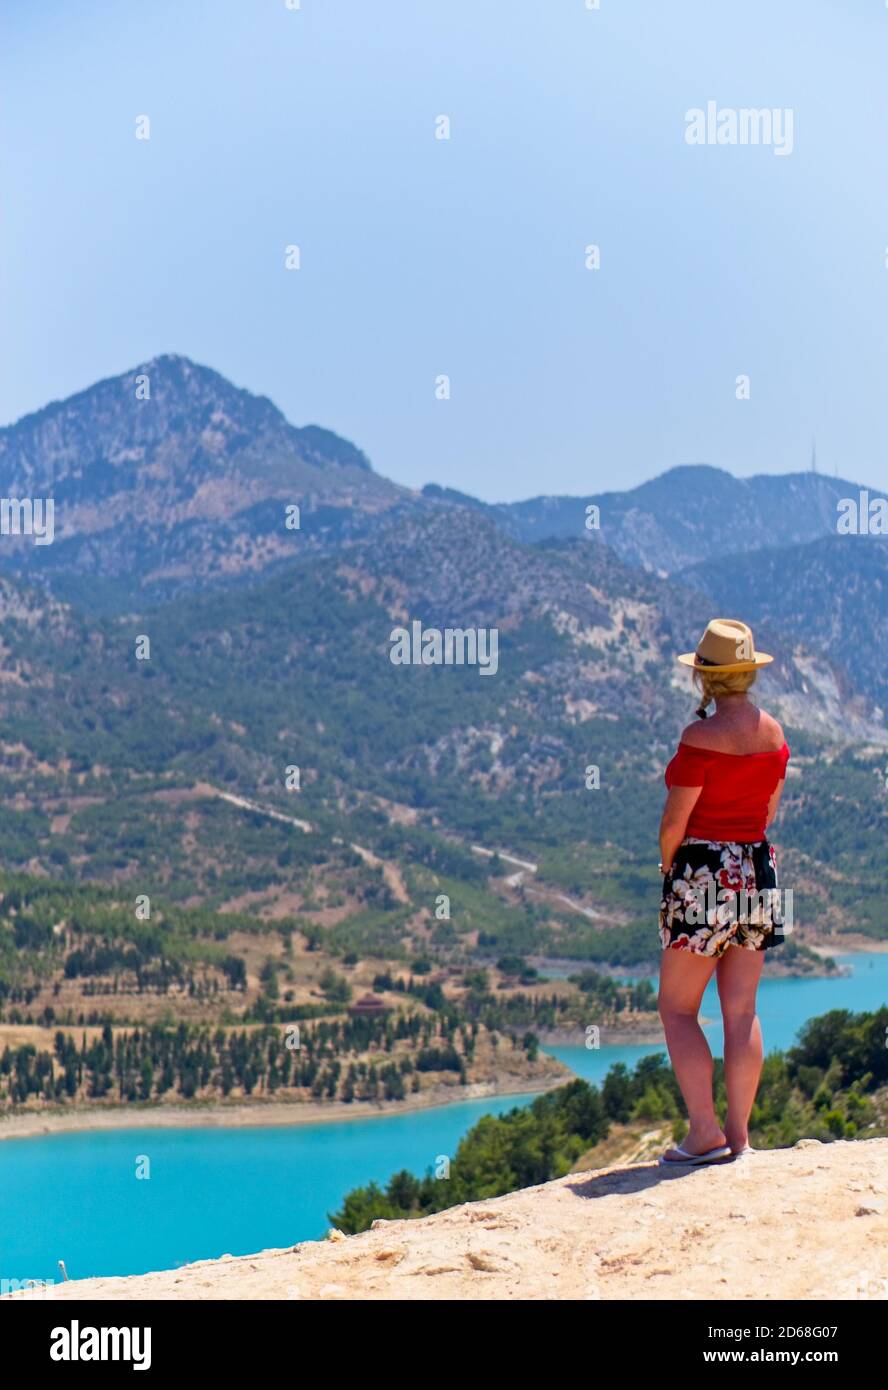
[
  {"xmin": 14, "ymin": 1137, "xmax": 886, "ymax": 1301},
  {"xmin": 322, "ymin": 506, "xmax": 884, "ymax": 740},
  {"xmin": 684, "ymin": 535, "xmax": 888, "ymax": 712}
]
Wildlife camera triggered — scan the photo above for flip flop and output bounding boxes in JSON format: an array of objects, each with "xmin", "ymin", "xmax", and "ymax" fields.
[{"xmin": 658, "ymin": 1143, "xmax": 732, "ymax": 1166}]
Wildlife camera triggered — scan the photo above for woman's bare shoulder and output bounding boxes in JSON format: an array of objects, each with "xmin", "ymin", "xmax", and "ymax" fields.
[
  {"xmin": 677, "ymin": 710, "xmax": 785, "ymax": 753},
  {"xmin": 677, "ymin": 721, "xmax": 712, "ymax": 748},
  {"xmin": 757, "ymin": 708, "xmax": 786, "ymax": 748}
]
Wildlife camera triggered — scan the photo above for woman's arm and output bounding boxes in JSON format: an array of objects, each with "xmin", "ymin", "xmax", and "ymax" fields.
[
  {"xmin": 765, "ymin": 777, "xmax": 785, "ymax": 831},
  {"xmin": 659, "ymin": 784, "xmax": 703, "ymax": 872}
]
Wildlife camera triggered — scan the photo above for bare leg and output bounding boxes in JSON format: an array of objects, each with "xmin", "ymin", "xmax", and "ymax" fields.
[
  {"xmin": 657, "ymin": 950, "xmax": 724, "ymax": 1157},
  {"xmin": 716, "ymin": 945, "xmax": 765, "ymax": 1154}
]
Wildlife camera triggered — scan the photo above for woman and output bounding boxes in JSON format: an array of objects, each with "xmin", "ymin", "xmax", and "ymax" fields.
[{"xmin": 657, "ymin": 618, "xmax": 790, "ymax": 1166}]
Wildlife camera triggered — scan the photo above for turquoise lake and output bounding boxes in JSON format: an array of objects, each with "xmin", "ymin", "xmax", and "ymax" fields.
[{"xmin": 1, "ymin": 952, "xmax": 885, "ymax": 1284}]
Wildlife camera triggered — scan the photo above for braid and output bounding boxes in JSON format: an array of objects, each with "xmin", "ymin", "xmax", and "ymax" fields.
[{"xmin": 692, "ymin": 666, "xmax": 756, "ymax": 718}]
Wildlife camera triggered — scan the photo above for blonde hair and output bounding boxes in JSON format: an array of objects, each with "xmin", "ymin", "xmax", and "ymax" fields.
[{"xmin": 693, "ymin": 667, "xmax": 757, "ymax": 718}]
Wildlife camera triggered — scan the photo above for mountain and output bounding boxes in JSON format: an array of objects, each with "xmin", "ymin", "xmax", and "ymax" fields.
[
  {"xmin": 0, "ymin": 355, "xmax": 405, "ymax": 608},
  {"xmin": 488, "ymin": 466, "xmax": 867, "ymax": 575},
  {"xmin": 0, "ymin": 357, "xmax": 885, "ymax": 957},
  {"xmin": 1, "ymin": 356, "xmax": 880, "ymax": 607},
  {"xmin": 0, "ymin": 501, "xmax": 885, "ymax": 955},
  {"xmin": 683, "ymin": 535, "xmax": 888, "ymax": 712}
]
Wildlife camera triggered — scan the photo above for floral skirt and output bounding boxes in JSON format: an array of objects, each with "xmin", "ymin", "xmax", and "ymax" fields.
[{"xmin": 659, "ymin": 837, "xmax": 785, "ymax": 957}]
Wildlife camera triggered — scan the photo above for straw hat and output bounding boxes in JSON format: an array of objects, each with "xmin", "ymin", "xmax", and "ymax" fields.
[{"xmin": 677, "ymin": 618, "xmax": 773, "ymax": 673}]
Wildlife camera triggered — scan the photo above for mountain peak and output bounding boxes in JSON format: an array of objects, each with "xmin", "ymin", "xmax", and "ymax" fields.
[
  {"xmin": 119, "ymin": 354, "xmax": 288, "ymax": 431},
  {"xmin": 0, "ymin": 354, "xmax": 376, "ymax": 492},
  {"xmin": 0, "ymin": 356, "xmax": 396, "ymax": 603}
]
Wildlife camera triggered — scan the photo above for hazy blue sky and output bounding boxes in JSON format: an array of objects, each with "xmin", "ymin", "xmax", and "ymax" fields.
[{"xmin": 3, "ymin": 0, "xmax": 887, "ymax": 498}]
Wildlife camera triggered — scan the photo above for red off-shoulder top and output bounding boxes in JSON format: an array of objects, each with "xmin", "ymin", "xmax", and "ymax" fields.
[{"xmin": 664, "ymin": 740, "xmax": 790, "ymax": 842}]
